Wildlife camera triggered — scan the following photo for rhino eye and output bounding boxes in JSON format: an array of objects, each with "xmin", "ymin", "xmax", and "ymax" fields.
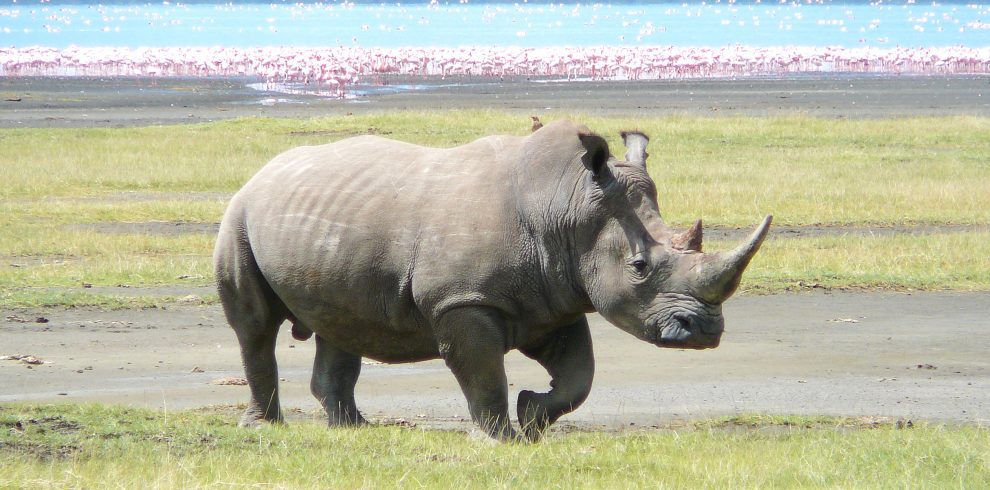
[{"xmin": 630, "ymin": 257, "xmax": 648, "ymax": 273}]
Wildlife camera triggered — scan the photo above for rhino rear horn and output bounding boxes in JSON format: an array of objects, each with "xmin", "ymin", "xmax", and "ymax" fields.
[
  {"xmin": 695, "ymin": 215, "xmax": 773, "ymax": 303},
  {"xmin": 672, "ymin": 219, "xmax": 703, "ymax": 252}
]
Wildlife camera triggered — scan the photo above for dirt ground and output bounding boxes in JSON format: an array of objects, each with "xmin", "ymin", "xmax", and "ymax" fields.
[
  {"xmin": 1, "ymin": 74, "xmax": 988, "ymax": 430},
  {"xmin": 2, "ymin": 290, "xmax": 988, "ymax": 429}
]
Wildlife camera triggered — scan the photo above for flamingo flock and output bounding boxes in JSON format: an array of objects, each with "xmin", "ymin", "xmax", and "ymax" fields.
[{"xmin": 2, "ymin": 45, "xmax": 989, "ymax": 98}]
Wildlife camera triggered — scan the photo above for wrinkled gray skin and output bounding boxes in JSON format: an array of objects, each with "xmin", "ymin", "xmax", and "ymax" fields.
[{"xmin": 214, "ymin": 120, "xmax": 772, "ymax": 441}]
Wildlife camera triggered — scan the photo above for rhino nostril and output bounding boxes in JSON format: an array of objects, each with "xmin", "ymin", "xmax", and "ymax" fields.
[
  {"xmin": 673, "ymin": 315, "xmax": 692, "ymax": 333},
  {"xmin": 673, "ymin": 314, "xmax": 722, "ymax": 336}
]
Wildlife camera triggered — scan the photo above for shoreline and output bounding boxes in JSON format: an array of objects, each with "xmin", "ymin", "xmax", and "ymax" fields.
[{"xmin": 2, "ymin": 73, "xmax": 989, "ymax": 128}]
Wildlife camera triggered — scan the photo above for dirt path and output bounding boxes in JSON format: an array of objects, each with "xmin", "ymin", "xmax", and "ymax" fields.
[{"xmin": 2, "ymin": 291, "xmax": 988, "ymax": 428}]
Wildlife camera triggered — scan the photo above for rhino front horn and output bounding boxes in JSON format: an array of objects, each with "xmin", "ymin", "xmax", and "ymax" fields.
[{"xmin": 695, "ymin": 215, "xmax": 773, "ymax": 303}]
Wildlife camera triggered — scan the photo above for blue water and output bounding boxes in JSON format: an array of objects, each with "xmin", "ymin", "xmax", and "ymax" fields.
[{"xmin": 2, "ymin": 1, "xmax": 988, "ymax": 49}]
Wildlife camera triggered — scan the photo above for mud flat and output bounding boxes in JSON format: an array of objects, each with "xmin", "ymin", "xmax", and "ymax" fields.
[
  {"xmin": 2, "ymin": 290, "xmax": 988, "ymax": 428},
  {"xmin": 1, "ymin": 74, "xmax": 989, "ymax": 128}
]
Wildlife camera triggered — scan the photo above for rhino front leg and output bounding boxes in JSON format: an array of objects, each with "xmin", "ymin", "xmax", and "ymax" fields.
[
  {"xmin": 311, "ymin": 335, "xmax": 366, "ymax": 426},
  {"xmin": 517, "ymin": 316, "xmax": 595, "ymax": 441},
  {"xmin": 435, "ymin": 307, "xmax": 518, "ymax": 441}
]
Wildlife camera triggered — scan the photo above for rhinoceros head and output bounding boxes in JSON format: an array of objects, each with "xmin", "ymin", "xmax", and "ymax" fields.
[{"xmin": 542, "ymin": 124, "xmax": 771, "ymax": 350}]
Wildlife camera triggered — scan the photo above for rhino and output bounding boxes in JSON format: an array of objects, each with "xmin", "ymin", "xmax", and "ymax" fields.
[{"xmin": 214, "ymin": 120, "xmax": 771, "ymax": 441}]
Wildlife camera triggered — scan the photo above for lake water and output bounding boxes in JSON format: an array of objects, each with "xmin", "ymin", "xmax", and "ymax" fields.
[
  {"xmin": 3, "ymin": 1, "xmax": 989, "ymax": 49},
  {"xmin": 3, "ymin": 2, "xmax": 988, "ymax": 92}
]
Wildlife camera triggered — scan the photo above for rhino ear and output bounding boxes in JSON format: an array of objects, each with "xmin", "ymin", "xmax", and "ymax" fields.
[
  {"xmin": 620, "ymin": 131, "xmax": 649, "ymax": 168},
  {"xmin": 578, "ymin": 133, "xmax": 611, "ymax": 181}
]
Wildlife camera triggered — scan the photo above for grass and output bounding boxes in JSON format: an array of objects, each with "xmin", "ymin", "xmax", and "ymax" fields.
[
  {"xmin": 2, "ymin": 114, "xmax": 989, "ymax": 226},
  {"xmin": 1, "ymin": 404, "xmax": 987, "ymax": 488},
  {"xmin": 737, "ymin": 231, "xmax": 990, "ymax": 293},
  {"xmin": 1, "ymin": 112, "xmax": 988, "ymax": 307},
  {"xmin": 0, "ymin": 113, "xmax": 531, "ymax": 198},
  {"xmin": 0, "ymin": 199, "xmax": 227, "ymax": 226}
]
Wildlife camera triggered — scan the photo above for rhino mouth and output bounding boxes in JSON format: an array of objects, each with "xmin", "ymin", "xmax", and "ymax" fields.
[{"xmin": 652, "ymin": 314, "xmax": 722, "ymax": 350}]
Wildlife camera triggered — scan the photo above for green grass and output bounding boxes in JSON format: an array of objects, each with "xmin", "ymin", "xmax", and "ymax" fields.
[
  {"xmin": 3, "ymin": 113, "xmax": 988, "ymax": 226},
  {"xmin": 1, "ymin": 404, "xmax": 987, "ymax": 488},
  {"xmin": 0, "ymin": 200, "xmax": 227, "ymax": 226},
  {"xmin": 0, "ymin": 112, "xmax": 531, "ymax": 198},
  {"xmin": 737, "ymin": 231, "xmax": 990, "ymax": 293},
  {"xmin": 1, "ymin": 112, "xmax": 988, "ymax": 307}
]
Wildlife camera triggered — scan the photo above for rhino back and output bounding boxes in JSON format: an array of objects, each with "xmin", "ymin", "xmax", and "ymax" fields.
[{"xmin": 230, "ymin": 135, "xmax": 537, "ymax": 359}]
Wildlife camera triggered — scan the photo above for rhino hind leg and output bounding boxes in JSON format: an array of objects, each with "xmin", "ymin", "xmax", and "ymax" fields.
[
  {"xmin": 435, "ymin": 306, "xmax": 518, "ymax": 441},
  {"xmin": 216, "ymin": 231, "xmax": 288, "ymax": 427},
  {"xmin": 224, "ymin": 290, "xmax": 287, "ymax": 427},
  {"xmin": 517, "ymin": 316, "xmax": 595, "ymax": 441},
  {"xmin": 311, "ymin": 335, "xmax": 366, "ymax": 426}
]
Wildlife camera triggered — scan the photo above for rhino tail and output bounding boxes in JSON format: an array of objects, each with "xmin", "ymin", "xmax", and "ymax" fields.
[{"xmin": 215, "ymin": 205, "xmax": 294, "ymax": 339}]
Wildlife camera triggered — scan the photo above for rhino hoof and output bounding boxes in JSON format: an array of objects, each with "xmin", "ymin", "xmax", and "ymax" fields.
[
  {"xmin": 327, "ymin": 413, "xmax": 367, "ymax": 427},
  {"xmin": 239, "ymin": 408, "xmax": 284, "ymax": 428},
  {"xmin": 517, "ymin": 390, "xmax": 550, "ymax": 441}
]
